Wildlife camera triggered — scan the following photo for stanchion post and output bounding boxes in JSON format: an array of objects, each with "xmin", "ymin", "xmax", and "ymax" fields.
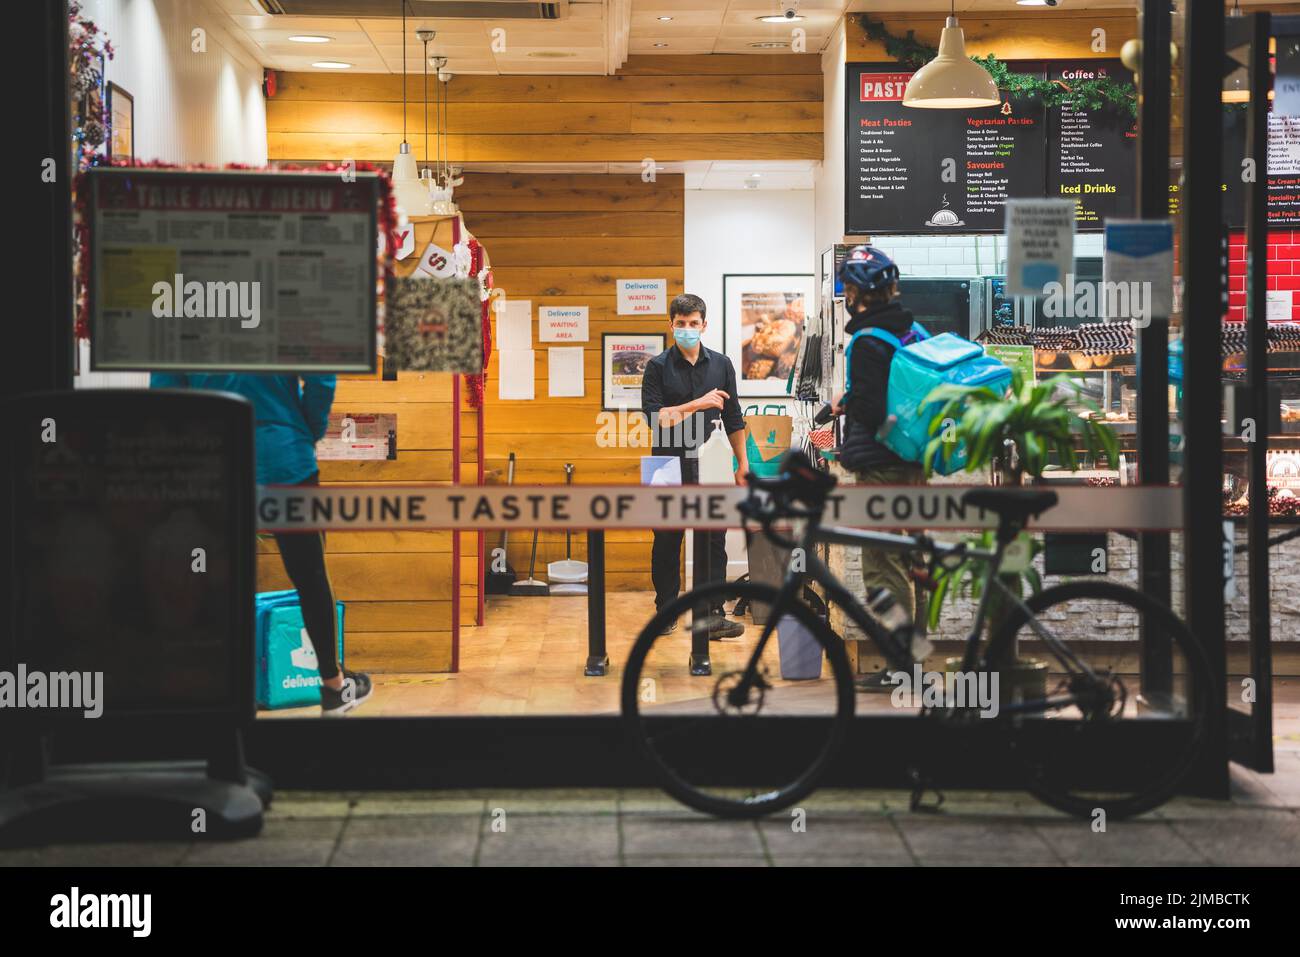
[{"xmin": 584, "ymin": 530, "xmax": 609, "ymax": 676}]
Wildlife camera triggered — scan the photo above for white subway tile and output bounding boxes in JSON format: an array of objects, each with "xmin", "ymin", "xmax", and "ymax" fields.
[{"xmin": 928, "ymin": 248, "xmax": 965, "ymax": 265}]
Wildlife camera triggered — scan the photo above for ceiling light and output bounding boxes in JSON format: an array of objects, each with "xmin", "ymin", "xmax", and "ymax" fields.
[
  {"xmin": 657, "ymin": 16, "xmax": 672, "ymax": 21},
  {"xmin": 527, "ymin": 51, "xmax": 576, "ymax": 58},
  {"xmin": 1016, "ymin": 1, "xmax": 1058, "ymax": 6},
  {"xmin": 391, "ymin": 1, "xmax": 432, "ymax": 217},
  {"xmin": 289, "ymin": 35, "xmax": 332, "ymax": 43},
  {"xmin": 750, "ymin": 41, "xmax": 789, "ymax": 49},
  {"xmin": 311, "ymin": 61, "xmax": 351, "ymax": 69},
  {"xmin": 654, "ymin": 43, "xmax": 669, "ymax": 48},
  {"xmin": 903, "ymin": 3, "xmax": 1000, "ymax": 109},
  {"xmin": 758, "ymin": 15, "xmax": 804, "ymax": 23}
]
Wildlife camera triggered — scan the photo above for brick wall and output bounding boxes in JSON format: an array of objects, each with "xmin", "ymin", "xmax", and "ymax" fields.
[{"xmin": 1226, "ymin": 229, "xmax": 1300, "ymax": 323}]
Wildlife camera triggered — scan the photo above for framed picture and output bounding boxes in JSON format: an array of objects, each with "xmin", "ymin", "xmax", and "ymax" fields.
[
  {"xmin": 602, "ymin": 333, "xmax": 665, "ymax": 411},
  {"xmin": 723, "ymin": 273, "xmax": 815, "ymax": 398},
  {"xmin": 107, "ymin": 82, "xmax": 133, "ymax": 161}
]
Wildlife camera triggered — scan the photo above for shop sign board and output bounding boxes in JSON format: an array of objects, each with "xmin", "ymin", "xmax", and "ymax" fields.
[
  {"xmin": 616, "ymin": 279, "xmax": 667, "ymax": 315},
  {"xmin": 539, "ymin": 305, "xmax": 589, "ymax": 342},
  {"xmin": 1005, "ymin": 199, "xmax": 1075, "ymax": 296},
  {"xmin": 85, "ymin": 167, "xmax": 380, "ymax": 373},
  {"xmin": 257, "ymin": 483, "xmax": 1185, "ymax": 534}
]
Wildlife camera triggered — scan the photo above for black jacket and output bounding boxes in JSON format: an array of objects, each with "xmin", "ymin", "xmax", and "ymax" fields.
[
  {"xmin": 839, "ymin": 301, "xmax": 917, "ymax": 473},
  {"xmin": 640, "ymin": 344, "xmax": 745, "ymax": 459}
]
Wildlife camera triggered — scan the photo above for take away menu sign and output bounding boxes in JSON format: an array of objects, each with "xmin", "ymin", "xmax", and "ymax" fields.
[{"xmin": 87, "ymin": 167, "xmax": 381, "ymax": 373}]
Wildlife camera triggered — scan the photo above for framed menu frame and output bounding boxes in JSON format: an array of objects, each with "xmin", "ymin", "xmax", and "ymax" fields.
[{"xmin": 723, "ymin": 273, "xmax": 814, "ymax": 398}]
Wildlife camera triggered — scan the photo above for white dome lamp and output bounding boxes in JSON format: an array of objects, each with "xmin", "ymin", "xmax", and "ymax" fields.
[
  {"xmin": 902, "ymin": 2, "xmax": 1000, "ymax": 110},
  {"xmin": 390, "ymin": 2, "xmax": 433, "ymax": 216}
]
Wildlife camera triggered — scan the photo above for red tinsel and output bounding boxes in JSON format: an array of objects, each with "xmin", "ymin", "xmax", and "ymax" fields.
[
  {"xmin": 465, "ymin": 236, "xmax": 493, "ymax": 409},
  {"xmin": 72, "ymin": 158, "xmax": 399, "ymax": 345}
]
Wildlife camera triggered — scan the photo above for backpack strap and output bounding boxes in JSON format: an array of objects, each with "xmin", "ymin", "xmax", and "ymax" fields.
[{"xmin": 845, "ymin": 327, "xmax": 897, "ymax": 393}]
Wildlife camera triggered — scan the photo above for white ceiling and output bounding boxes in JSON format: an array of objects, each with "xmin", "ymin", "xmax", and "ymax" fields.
[{"xmin": 206, "ymin": 0, "xmax": 855, "ymax": 76}]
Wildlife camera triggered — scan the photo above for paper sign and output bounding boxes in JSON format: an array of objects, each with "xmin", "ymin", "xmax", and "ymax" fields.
[
  {"xmin": 547, "ymin": 347, "xmax": 585, "ymax": 398},
  {"xmin": 1005, "ymin": 199, "xmax": 1075, "ymax": 296},
  {"xmin": 617, "ymin": 279, "xmax": 667, "ymax": 315},
  {"xmin": 393, "ymin": 219, "xmax": 415, "ymax": 260},
  {"xmin": 539, "ymin": 306, "xmax": 589, "ymax": 342},
  {"xmin": 983, "ymin": 344, "xmax": 1035, "ymax": 384},
  {"xmin": 498, "ymin": 300, "xmax": 532, "ymax": 351},
  {"xmin": 498, "ymin": 350, "xmax": 535, "ymax": 400},
  {"xmin": 1268, "ymin": 290, "xmax": 1293, "ymax": 321},
  {"xmin": 1102, "ymin": 219, "xmax": 1174, "ymax": 320},
  {"xmin": 416, "ymin": 241, "xmax": 456, "ymax": 278}
]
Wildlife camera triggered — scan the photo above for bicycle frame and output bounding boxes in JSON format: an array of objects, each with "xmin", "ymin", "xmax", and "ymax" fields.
[{"xmin": 733, "ymin": 507, "xmax": 1103, "ymax": 714}]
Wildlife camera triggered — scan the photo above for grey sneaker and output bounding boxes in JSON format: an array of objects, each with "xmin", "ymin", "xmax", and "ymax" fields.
[
  {"xmin": 708, "ymin": 618, "xmax": 745, "ymax": 640},
  {"xmin": 854, "ymin": 669, "xmax": 904, "ymax": 694},
  {"xmin": 321, "ymin": 669, "xmax": 373, "ymax": 716}
]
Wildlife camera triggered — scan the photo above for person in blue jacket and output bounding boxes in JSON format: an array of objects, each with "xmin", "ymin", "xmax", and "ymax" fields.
[{"xmin": 150, "ymin": 372, "xmax": 372, "ymax": 716}]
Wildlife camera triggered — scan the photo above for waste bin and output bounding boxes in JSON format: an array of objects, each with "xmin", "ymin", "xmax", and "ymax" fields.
[{"xmin": 776, "ymin": 615, "xmax": 823, "ymax": 680}]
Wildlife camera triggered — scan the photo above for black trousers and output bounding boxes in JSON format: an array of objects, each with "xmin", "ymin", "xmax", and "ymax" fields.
[
  {"xmin": 652, "ymin": 527, "xmax": 728, "ymax": 610},
  {"xmin": 270, "ymin": 472, "xmax": 341, "ymax": 680}
]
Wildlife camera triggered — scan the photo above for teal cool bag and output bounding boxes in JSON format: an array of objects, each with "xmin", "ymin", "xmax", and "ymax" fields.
[
  {"xmin": 846, "ymin": 324, "xmax": 1012, "ymax": 476},
  {"xmin": 255, "ymin": 590, "xmax": 345, "ymax": 710}
]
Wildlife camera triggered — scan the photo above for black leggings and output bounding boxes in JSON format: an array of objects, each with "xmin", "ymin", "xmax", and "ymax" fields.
[{"xmin": 271, "ymin": 473, "xmax": 340, "ymax": 680}]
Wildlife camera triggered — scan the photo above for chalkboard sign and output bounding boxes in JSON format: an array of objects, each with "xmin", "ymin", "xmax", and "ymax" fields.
[
  {"xmin": 5, "ymin": 390, "xmax": 255, "ymax": 720},
  {"xmin": 846, "ymin": 63, "xmax": 1048, "ymax": 235},
  {"xmin": 1045, "ymin": 60, "xmax": 1138, "ymax": 228}
]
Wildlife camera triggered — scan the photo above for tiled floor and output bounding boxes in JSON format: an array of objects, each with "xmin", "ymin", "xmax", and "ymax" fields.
[{"xmin": 1, "ymin": 753, "xmax": 1296, "ymax": 867}]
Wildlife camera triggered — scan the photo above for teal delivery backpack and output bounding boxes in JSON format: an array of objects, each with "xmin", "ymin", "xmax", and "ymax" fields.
[
  {"xmin": 255, "ymin": 589, "xmax": 345, "ymax": 710},
  {"xmin": 846, "ymin": 324, "xmax": 1012, "ymax": 475}
]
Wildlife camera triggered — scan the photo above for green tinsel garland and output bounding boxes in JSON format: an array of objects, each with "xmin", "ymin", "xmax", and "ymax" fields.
[{"xmin": 856, "ymin": 14, "xmax": 1138, "ymax": 120}]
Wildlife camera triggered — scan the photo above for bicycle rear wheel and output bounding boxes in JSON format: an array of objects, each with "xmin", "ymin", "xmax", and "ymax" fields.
[
  {"xmin": 621, "ymin": 579, "xmax": 855, "ymax": 819},
  {"xmin": 990, "ymin": 581, "xmax": 1212, "ymax": 820}
]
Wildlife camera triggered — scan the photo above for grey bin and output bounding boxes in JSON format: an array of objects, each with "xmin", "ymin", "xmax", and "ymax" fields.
[{"xmin": 776, "ymin": 616, "xmax": 823, "ymax": 680}]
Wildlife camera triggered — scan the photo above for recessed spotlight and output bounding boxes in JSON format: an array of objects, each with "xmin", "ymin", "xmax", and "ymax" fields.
[
  {"xmin": 654, "ymin": 43, "xmax": 669, "ymax": 48},
  {"xmin": 289, "ymin": 35, "xmax": 332, "ymax": 43},
  {"xmin": 311, "ymin": 61, "xmax": 351, "ymax": 69},
  {"xmin": 657, "ymin": 16, "xmax": 673, "ymax": 21},
  {"xmin": 526, "ymin": 51, "xmax": 577, "ymax": 58},
  {"xmin": 758, "ymin": 15, "xmax": 804, "ymax": 23},
  {"xmin": 1016, "ymin": 0, "xmax": 1058, "ymax": 6},
  {"xmin": 749, "ymin": 41, "xmax": 789, "ymax": 49}
]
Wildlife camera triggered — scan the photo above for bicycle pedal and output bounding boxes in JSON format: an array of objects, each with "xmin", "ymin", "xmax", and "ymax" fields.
[{"xmin": 907, "ymin": 767, "xmax": 945, "ymax": 814}]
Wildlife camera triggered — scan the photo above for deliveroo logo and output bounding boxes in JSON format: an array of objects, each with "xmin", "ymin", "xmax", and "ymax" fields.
[{"xmin": 290, "ymin": 628, "xmax": 318, "ymax": 671}]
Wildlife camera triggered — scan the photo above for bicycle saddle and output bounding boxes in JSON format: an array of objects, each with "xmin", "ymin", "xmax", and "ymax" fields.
[{"xmin": 962, "ymin": 488, "xmax": 1058, "ymax": 521}]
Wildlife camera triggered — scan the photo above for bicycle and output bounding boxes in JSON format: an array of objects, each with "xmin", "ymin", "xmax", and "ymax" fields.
[{"xmin": 621, "ymin": 451, "xmax": 1212, "ymax": 821}]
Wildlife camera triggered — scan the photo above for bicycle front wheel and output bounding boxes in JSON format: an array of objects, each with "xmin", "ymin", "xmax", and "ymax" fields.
[
  {"xmin": 991, "ymin": 581, "xmax": 1213, "ymax": 820},
  {"xmin": 621, "ymin": 579, "xmax": 855, "ymax": 819}
]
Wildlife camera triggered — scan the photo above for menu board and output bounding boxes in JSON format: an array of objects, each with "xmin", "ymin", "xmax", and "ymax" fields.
[
  {"xmin": 1170, "ymin": 109, "xmax": 1300, "ymax": 228},
  {"xmin": 1046, "ymin": 60, "xmax": 1138, "ymax": 227},
  {"xmin": 87, "ymin": 168, "xmax": 380, "ymax": 373},
  {"xmin": 846, "ymin": 64, "xmax": 1049, "ymax": 235}
]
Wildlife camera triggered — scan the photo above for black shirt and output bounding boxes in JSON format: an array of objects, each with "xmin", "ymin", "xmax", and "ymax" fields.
[{"xmin": 641, "ymin": 344, "xmax": 745, "ymax": 457}]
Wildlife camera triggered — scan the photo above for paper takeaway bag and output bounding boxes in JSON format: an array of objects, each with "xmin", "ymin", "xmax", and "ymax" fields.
[{"xmin": 743, "ymin": 405, "xmax": 792, "ymax": 477}]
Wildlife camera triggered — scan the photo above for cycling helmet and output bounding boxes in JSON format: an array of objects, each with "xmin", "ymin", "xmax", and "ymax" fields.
[{"xmin": 838, "ymin": 245, "xmax": 899, "ymax": 293}]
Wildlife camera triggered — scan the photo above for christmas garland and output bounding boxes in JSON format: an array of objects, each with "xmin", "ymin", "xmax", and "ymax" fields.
[
  {"xmin": 855, "ymin": 14, "xmax": 1138, "ymax": 120},
  {"xmin": 69, "ymin": 1, "xmax": 114, "ymax": 170}
]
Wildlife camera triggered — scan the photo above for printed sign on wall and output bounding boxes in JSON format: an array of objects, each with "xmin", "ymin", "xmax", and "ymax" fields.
[
  {"xmin": 617, "ymin": 279, "xmax": 667, "ymax": 315},
  {"xmin": 539, "ymin": 305, "xmax": 589, "ymax": 342}
]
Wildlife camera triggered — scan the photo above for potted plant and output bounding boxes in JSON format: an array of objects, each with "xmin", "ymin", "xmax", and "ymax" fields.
[{"xmin": 918, "ymin": 371, "xmax": 1121, "ymax": 694}]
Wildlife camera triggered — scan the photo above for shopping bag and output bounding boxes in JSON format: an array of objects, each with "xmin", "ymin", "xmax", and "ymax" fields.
[{"xmin": 743, "ymin": 405, "xmax": 792, "ymax": 478}]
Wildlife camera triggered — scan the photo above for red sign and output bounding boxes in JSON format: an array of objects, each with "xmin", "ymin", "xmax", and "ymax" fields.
[{"xmin": 860, "ymin": 72, "xmax": 912, "ymax": 102}]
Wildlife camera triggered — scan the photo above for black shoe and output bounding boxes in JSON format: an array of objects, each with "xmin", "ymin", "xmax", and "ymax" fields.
[
  {"xmin": 708, "ymin": 618, "xmax": 745, "ymax": 640},
  {"xmin": 659, "ymin": 620, "xmax": 675, "ymax": 635},
  {"xmin": 854, "ymin": 669, "xmax": 904, "ymax": 694},
  {"xmin": 321, "ymin": 669, "xmax": 373, "ymax": 716}
]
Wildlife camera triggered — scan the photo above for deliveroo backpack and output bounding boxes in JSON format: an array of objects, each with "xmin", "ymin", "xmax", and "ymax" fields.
[
  {"xmin": 255, "ymin": 590, "xmax": 346, "ymax": 710},
  {"xmin": 846, "ymin": 323, "xmax": 1012, "ymax": 475}
]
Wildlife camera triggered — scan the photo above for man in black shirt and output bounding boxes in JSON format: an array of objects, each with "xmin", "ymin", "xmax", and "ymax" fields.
[{"xmin": 640, "ymin": 293, "xmax": 747, "ymax": 633}]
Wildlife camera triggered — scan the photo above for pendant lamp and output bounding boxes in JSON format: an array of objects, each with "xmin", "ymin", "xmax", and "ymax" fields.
[
  {"xmin": 391, "ymin": 2, "xmax": 432, "ymax": 216},
  {"xmin": 903, "ymin": 2, "xmax": 1000, "ymax": 110}
]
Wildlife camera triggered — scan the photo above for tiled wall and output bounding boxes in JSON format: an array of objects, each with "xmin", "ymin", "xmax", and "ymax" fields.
[
  {"xmin": 1226, "ymin": 229, "xmax": 1300, "ymax": 324},
  {"xmin": 868, "ymin": 233, "xmax": 1105, "ymax": 279}
]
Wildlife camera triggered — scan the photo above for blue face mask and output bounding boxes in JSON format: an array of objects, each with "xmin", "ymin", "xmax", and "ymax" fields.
[{"xmin": 673, "ymin": 328, "xmax": 702, "ymax": 349}]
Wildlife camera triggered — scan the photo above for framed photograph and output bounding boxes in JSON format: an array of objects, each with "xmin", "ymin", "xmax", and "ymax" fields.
[
  {"xmin": 107, "ymin": 82, "xmax": 133, "ymax": 161},
  {"xmin": 602, "ymin": 333, "xmax": 665, "ymax": 411},
  {"xmin": 723, "ymin": 273, "xmax": 815, "ymax": 398}
]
